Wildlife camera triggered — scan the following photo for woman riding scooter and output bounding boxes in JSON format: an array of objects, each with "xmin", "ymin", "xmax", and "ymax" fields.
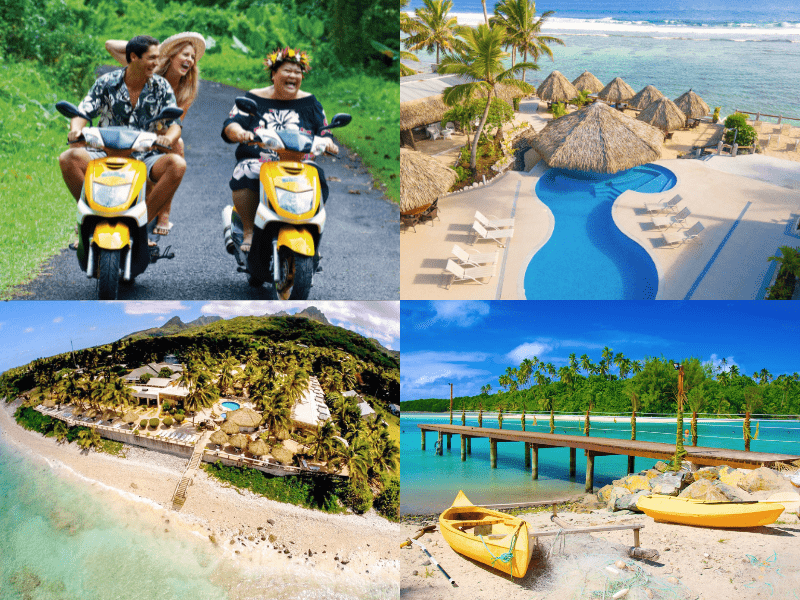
[{"xmin": 221, "ymin": 47, "xmax": 337, "ymax": 258}]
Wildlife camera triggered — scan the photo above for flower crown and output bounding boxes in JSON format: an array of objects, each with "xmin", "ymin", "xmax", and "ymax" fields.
[{"xmin": 264, "ymin": 47, "xmax": 311, "ymax": 72}]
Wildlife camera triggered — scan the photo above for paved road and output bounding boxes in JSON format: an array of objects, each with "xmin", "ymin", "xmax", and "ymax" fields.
[{"xmin": 11, "ymin": 76, "xmax": 399, "ymax": 300}]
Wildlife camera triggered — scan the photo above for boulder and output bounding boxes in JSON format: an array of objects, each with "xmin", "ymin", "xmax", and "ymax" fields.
[
  {"xmin": 596, "ymin": 484, "xmax": 614, "ymax": 504},
  {"xmin": 739, "ymin": 467, "xmax": 783, "ymax": 493},
  {"xmin": 718, "ymin": 465, "xmax": 746, "ymax": 487},
  {"xmin": 649, "ymin": 472, "xmax": 687, "ymax": 496},
  {"xmin": 653, "ymin": 461, "xmax": 670, "ymax": 473},
  {"xmin": 613, "ymin": 474, "xmax": 651, "ymax": 493},
  {"xmin": 693, "ymin": 467, "xmax": 720, "ymax": 481},
  {"xmin": 643, "ymin": 469, "xmax": 660, "ymax": 481},
  {"xmin": 574, "ymin": 494, "xmax": 606, "ymax": 513},
  {"xmin": 786, "ymin": 470, "xmax": 800, "ymax": 488},
  {"xmin": 607, "ymin": 486, "xmax": 633, "ymax": 511},
  {"xmin": 614, "ymin": 490, "xmax": 650, "ymax": 512},
  {"xmin": 679, "ymin": 479, "xmax": 727, "ymax": 502}
]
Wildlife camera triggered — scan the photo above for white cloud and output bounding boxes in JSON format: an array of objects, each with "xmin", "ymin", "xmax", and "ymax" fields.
[
  {"xmin": 705, "ymin": 354, "xmax": 740, "ymax": 373},
  {"xmin": 53, "ymin": 316, "xmax": 63, "ymax": 323},
  {"xmin": 401, "ymin": 351, "xmax": 493, "ymax": 400},
  {"xmin": 413, "ymin": 301, "xmax": 490, "ymax": 330},
  {"xmin": 120, "ymin": 301, "xmax": 190, "ymax": 315},
  {"xmin": 155, "ymin": 316, "xmax": 166, "ymax": 322},
  {"xmin": 24, "ymin": 327, "xmax": 34, "ymax": 333},
  {"xmin": 505, "ymin": 341, "xmax": 554, "ymax": 364},
  {"xmin": 89, "ymin": 326, "xmax": 97, "ymax": 331}
]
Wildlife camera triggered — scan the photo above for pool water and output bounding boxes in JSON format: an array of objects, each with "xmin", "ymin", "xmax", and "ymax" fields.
[
  {"xmin": 221, "ymin": 402, "xmax": 240, "ymax": 411},
  {"xmin": 524, "ymin": 164, "xmax": 676, "ymax": 299}
]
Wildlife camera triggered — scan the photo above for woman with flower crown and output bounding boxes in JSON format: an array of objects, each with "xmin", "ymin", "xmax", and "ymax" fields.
[{"xmin": 221, "ymin": 47, "xmax": 338, "ymax": 253}]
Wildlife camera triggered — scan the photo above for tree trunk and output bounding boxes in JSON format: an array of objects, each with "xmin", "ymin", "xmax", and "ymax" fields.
[
  {"xmin": 744, "ymin": 411, "xmax": 751, "ymax": 452},
  {"xmin": 584, "ymin": 410, "xmax": 590, "ymax": 437},
  {"xmin": 630, "ymin": 410, "xmax": 637, "ymax": 440},
  {"xmin": 400, "ymin": 129, "xmax": 416, "ymax": 149},
  {"xmin": 549, "ymin": 409, "xmax": 554, "ymax": 434},
  {"xmin": 470, "ymin": 90, "xmax": 494, "ymax": 170},
  {"xmin": 691, "ymin": 412, "xmax": 698, "ymax": 446}
]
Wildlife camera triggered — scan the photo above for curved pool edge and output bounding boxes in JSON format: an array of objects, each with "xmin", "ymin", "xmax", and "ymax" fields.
[
  {"xmin": 610, "ymin": 160, "xmax": 683, "ymax": 301},
  {"xmin": 515, "ymin": 177, "xmax": 555, "ymax": 300}
]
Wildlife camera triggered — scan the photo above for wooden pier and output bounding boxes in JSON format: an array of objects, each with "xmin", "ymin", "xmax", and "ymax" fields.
[{"xmin": 419, "ymin": 424, "xmax": 800, "ymax": 492}]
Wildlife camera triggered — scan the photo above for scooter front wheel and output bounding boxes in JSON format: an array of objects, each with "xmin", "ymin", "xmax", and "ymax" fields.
[
  {"xmin": 97, "ymin": 249, "xmax": 121, "ymax": 300},
  {"xmin": 274, "ymin": 248, "xmax": 314, "ymax": 300}
]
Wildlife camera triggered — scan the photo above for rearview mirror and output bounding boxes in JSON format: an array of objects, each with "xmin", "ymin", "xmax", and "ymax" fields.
[
  {"xmin": 329, "ymin": 113, "xmax": 352, "ymax": 129},
  {"xmin": 235, "ymin": 97, "xmax": 259, "ymax": 116},
  {"xmin": 56, "ymin": 101, "xmax": 92, "ymax": 124}
]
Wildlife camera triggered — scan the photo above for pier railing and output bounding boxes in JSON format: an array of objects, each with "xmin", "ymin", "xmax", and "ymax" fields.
[{"xmin": 734, "ymin": 110, "xmax": 800, "ymax": 125}]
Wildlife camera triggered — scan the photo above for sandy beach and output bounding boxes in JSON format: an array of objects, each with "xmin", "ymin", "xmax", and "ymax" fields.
[
  {"xmin": 0, "ymin": 399, "xmax": 400, "ymax": 594},
  {"xmin": 401, "ymin": 499, "xmax": 800, "ymax": 600}
]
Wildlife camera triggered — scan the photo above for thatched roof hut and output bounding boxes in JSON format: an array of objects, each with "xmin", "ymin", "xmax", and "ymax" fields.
[
  {"xmin": 400, "ymin": 148, "xmax": 457, "ymax": 213},
  {"xmin": 637, "ymin": 96, "xmax": 686, "ymax": 133},
  {"xmin": 674, "ymin": 89, "xmax": 709, "ymax": 118},
  {"xmin": 247, "ymin": 438, "xmax": 270, "ymax": 457},
  {"xmin": 209, "ymin": 430, "xmax": 229, "ymax": 446},
  {"xmin": 229, "ymin": 433, "xmax": 250, "ymax": 451},
  {"xmin": 597, "ymin": 77, "xmax": 635, "ymax": 106},
  {"xmin": 572, "ymin": 71, "xmax": 604, "ymax": 94},
  {"xmin": 530, "ymin": 101, "xmax": 663, "ymax": 174},
  {"xmin": 629, "ymin": 85, "xmax": 665, "ymax": 110},
  {"xmin": 536, "ymin": 71, "xmax": 578, "ymax": 103},
  {"xmin": 220, "ymin": 419, "xmax": 240, "ymax": 435},
  {"xmin": 227, "ymin": 407, "xmax": 262, "ymax": 429},
  {"xmin": 123, "ymin": 411, "xmax": 139, "ymax": 424},
  {"xmin": 400, "ymin": 95, "xmax": 449, "ymax": 132}
]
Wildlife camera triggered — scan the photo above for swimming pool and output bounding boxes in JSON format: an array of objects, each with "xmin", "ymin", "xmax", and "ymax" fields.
[
  {"xmin": 524, "ymin": 164, "xmax": 676, "ymax": 299},
  {"xmin": 221, "ymin": 401, "xmax": 240, "ymax": 411}
]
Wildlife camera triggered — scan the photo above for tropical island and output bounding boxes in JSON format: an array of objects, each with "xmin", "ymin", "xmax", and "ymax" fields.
[{"xmin": 0, "ymin": 307, "xmax": 400, "ymax": 590}]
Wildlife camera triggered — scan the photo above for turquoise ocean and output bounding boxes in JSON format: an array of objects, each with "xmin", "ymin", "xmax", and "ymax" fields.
[
  {"xmin": 400, "ymin": 413, "xmax": 800, "ymax": 515},
  {"xmin": 0, "ymin": 434, "xmax": 392, "ymax": 600},
  {"xmin": 404, "ymin": 0, "xmax": 800, "ymax": 123}
]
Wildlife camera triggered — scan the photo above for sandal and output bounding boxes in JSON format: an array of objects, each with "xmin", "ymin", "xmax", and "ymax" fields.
[{"xmin": 153, "ymin": 222, "xmax": 173, "ymax": 236}]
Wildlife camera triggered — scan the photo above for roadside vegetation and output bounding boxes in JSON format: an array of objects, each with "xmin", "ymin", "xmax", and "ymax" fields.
[{"xmin": 0, "ymin": 0, "xmax": 398, "ymax": 297}]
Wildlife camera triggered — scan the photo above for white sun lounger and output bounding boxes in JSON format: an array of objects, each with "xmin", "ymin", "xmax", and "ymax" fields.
[
  {"xmin": 644, "ymin": 193, "xmax": 682, "ymax": 214},
  {"xmin": 475, "ymin": 210, "xmax": 515, "ymax": 230},
  {"xmin": 451, "ymin": 244, "xmax": 498, "ymax": 267},
  {"xmin": 445, "ymin": 259, "xmax": 496, "ymax": 288},
  {"xmin": 652, "ymin": 206, "xmax": 690, "ymax": 230},
  {"xmin": 472, "ymin": 221, "xmax": 513, "ymax": 247},
  {"xmin": 663, "ymin": 221, "xmax": 704, "ymax": 247}
]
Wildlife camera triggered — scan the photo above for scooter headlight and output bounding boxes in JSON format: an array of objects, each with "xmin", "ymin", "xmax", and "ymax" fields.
[
  {"xmin": 275, "ymin": 188, "xmax": 315, "ymax": 215},
  {"xmin": 91, "ymin": 182, "xmax": 132, "ymax": 208}
]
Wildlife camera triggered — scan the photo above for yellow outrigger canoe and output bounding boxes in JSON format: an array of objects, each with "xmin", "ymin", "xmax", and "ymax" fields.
[
  {"xmin": 439, "ymin": 491, "xmax": 533, "ymax": 578},
  {"xmin": 636, "ymin": 494, "xmax": 784, "ymax": 528}
]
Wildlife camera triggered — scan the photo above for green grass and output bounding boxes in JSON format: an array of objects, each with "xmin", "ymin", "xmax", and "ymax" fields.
[{"xmin": 0, "ymin": 60, "xmax": 77, "ymax": 298}]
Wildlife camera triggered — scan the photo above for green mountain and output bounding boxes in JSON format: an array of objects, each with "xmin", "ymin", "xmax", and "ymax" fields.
[{"xmin": 122, "ymin": 315, "xmax": 223, "ymax": 340}]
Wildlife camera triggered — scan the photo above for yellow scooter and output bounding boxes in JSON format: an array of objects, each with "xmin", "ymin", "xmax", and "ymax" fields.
[
  {"xmin": 222, "ymin": 97, "xmax": 350, "ymax": 299},
  {"xmin": 56, "ymin": 101, "xmax": 183, "ymax": 299}
]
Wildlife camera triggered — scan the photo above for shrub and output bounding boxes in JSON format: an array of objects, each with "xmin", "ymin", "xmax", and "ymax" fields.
[
  {"xmin": 149, "ymin": 418, "xmax": 160, "ymax": 429},
  {"xmin": 162, "ymin": 416, "xmax": 174, "ymax": 427},
  {"xmin": 343, "ymin": 479, "xmax": 373, "ymax": 514},
  {"xmin": 513, "ymin": 97, "xmax": 521, "ymax": 111},
  {"xmin": 161, "ymin": 400, "xmax": 172, "ymax": 413},
  {"xmin": 139, "ymin": 374, "xmax": 152, "ymax": 384},
  {"xmin": 724, "ymin": 124, "xmax": 757, "ymax": 147},
  {"xmin": 712, "ymin": 107, "xmax": 721, "ymax": 124},
  {"xmin": 140, "ymin": 419, "xmax": 148, "ymax": 429},
  {"xmin": 373, "ymin": 475, "xmax": 399, "ymax": 521},
  {"xmin": 550, "ymin": 102, "xmax": 567, "ymax": 119},
  {"xmin": 723, "ymin": 113, "xmax": 748, "ymax": 130},
  {"xmin": 175, "ymin": 414, "xmax": 185, "ymax": 424},
  {"xmin": 158, "ymin": 368, "xmax": 174, "ymax": 378}
]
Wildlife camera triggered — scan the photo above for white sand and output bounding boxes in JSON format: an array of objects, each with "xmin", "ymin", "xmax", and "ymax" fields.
[{"xmin": 0, "ymin": 399, "xmax": 401, "ymax": 592}]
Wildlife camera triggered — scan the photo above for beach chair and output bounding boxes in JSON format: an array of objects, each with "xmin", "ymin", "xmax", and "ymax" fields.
[
  {"xmin": 644, "ymin": 193, "xmax": 681, "ymax": 215},
  {"xmin": 420, "ymin": 199, "xmax": 440, "ymax": 225},
  {"xmin": 472, "ymin": 221, "xmax": 513, "ymax": 247},
  {"xmin": 426, "ymin": 124, "xmax": 441, "ymax": 140},
  {"xmin": 475, "ymin": 210, "xmax": 515, "ymax": 230},
  {"xmin": 451, "ymin": 244, "xmax": 498, "ymax": 267},
  {"xmin": 652, "ymin": 206, "xmax": 690, "ymax": 230},
  {"xmin": 441, "ymin": 123, "xmax": 454, "ymax": 139},
  {"xmin": 445, "ymin": 259, "xmax": 495, "ymax": 288},
  {"xmin": 401, "ymin": 213, "xmax": 420, "ymax": 233},
  {"xmin": 663, "ymin": 221, "xmax": 704, "ymax": 247}
]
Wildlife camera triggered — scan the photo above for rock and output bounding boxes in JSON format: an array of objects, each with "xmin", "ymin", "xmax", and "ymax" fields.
[
  {"xmin": 340, "ymin": 558, "xmax": 350, "ymax": 565},
  {"xmin": 694, "ymin": 467, "xmax": 720, "ymax": 481},
  {"xmin": 412, "ymin": 570, "xmax": 418, "ymax": 576},
  {"xmin": 679, "ymin": 480, "xmax": 728, "ymax": 502},
  {"xmin": 654, "ymin": 461, "xmax": 670, "ymax": 473},
  {"xmin": 715, "ymin": 482, "xmax": 753, "ymax": 502},
  {"xmin": 607, "ymin": 486, "xmax": 633, "ymax": 510},
  {"xmin": 649, "ymin": 472, "xmax": 686, "ymax": 496},
  {"xmin": 739, "ymin": 467, "xmax": 783, "ymax": 493},
  {"xmin": 597, "ymin": 485, "xmax": 614, "ymax": 504},
  {"xmin": 615, "ymin": 474, "xmax": 651, "ymax": 493},
  {"xmin": 718, "ymin": 466, "xmax": 746, "ymax": 487},
  {"xmin": 786, "ymin": 470, "xmax": 800, "ymax": 488},
  {"xmin": 614, "ymin": 490, "xmax": 650, "ymax": 512},
  {"xmin": 575, "ymin": 494, "xmax": 606, "ymax": 513},
  {"xmin": 269, "ymin": 534, "xmax": 277, "ymax": 543},
  {"xmin": 267, "ymin": 519, "xmax": 275, "ymax": 525},
  {"xmin": 643, "ymin": 469, "xmax": 660, "ymax": 481}
]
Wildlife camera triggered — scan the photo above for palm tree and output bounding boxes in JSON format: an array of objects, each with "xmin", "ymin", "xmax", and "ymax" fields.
[
  {"xmin": 439, "ymin": 23, "xmax": 535, "ymax": 170},
  {"xmin": 216, "ymin": 354, "xmax": 238, "ymax": 397},
  {"xmin": 580, "ymin": 354, "xmax": 592, "ymax": 376},
  {"xmin": 629, "ymin": 390, "xmax": 640, "ymax": 441},
  {"xmin": 404, "ymin": 0, "xmax": 462, "ymax": 65},
  {"xmin": 540, "ymin": 394, "xmax": 556, "ymax": 434},
  {"xmin": 261, "ymin": 393, "xmax": 293, "ymax": 441},
  {"xmin": 282, "ymin": 369, "xmax": 310, "ymax": 404},
  {"xmin": 686, "ymin": 388, "xmax": 705, "ymax": 447},
  {"xmin": 308, "ymin": 419, "xmax": 338, "ymax": 461},
  {"xmin": 183, "ymin": 380, "xmax": 218, "ymax": 425},
  {"xmin": 491, "ymin": 0, "xmax": 563, "ymax": 82},
  {"xmin": 76, "ymin": 427, "xmax": 102, "ymax": 451},
  {"xmin": 371, "ymin": 430, "xmax": 400, "ymax": 476},
  {"xmin": 332, "ymin": 435, "xmax": 371, "ymax": 484},
  {"xmin": 53, "ymin": 420, "xmax": 69, "ymax": 444}
]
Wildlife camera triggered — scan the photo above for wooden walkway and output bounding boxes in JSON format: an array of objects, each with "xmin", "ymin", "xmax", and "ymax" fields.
[{"xmin": 419, "ymin": 424, "xmax": 800, "ymax": 492}]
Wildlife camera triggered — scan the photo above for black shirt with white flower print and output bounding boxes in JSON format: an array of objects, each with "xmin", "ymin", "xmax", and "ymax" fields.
[
  {"xmin": 78, "ymin": 68, "xmax": 180, "ymax": 133},
  {"xmin": 221, "ymin": 92, "xmax": 330, "ymax": 163}
]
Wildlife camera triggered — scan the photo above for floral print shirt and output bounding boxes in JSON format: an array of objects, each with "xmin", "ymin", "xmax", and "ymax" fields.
[
  {"xmin": 222, "ymin": 92, "xmax": 330, "ymax": 163},
  {"xmin": 78, "ymin": 68, "xmax": 180, "ymax": 133}
]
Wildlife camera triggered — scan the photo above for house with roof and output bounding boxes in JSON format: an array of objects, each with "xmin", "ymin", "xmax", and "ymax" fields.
[
  {"xmin": 291, "ymin": 376, "xmax": 332, "ymax": 430},
  {"xmin": 343, "ymin": 390, "xmax": 376, "ymax": 419},
  {"xmin": 128, "ymin": 377, "xmax": 189, "ymax": 409}
]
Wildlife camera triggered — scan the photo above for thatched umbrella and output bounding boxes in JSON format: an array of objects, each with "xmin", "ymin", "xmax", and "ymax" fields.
[
  {"xmin": 220, "ymin": 419, "xmax": 240, "ymax": 435},
  {"xmin": 248, "ymin": 438, "xmax": 270, "ymax": 458},
  {"xmin": 674, "ymin": 89, "xmax": 709, "ymax": 118},
  {"xmin": 637, "ymin": 96, "xmax": 686, "ymax": 133},
  {"xmin": 536, "ymin": 71, "xmax": 579, "ymax": 104},
  {"xmin": 227, "ymin": 407, "xmax": 262, "ymax": 429},
  {"xmin": 123, "ymin": 411, "xmax": 139, "ymax": 425},
  {"xmin": 530, "ymin": 101, "xmax": 664, "ymax": 174},
  {"xmin": 209, "ymin": 430, "xmax": 229, "ymax": 447},
  {"xmin": 629, "ymin": 85, "xmax": 664, "ymax": 110},
  {"xmin": 43, "ymin": 398, "xmax": 56, "ymax": 408},
  {"xmin": 400, "ymin": 148, "xmax": 457, "ymax": 214},
  {"xmin": 229, "ymin": 433, "xmax": 249, "ymax": 452},
  {"xmin": 572, "ymin": 71, "xmax": 604, "ymax": 94},
  {"xmin": 597, "ymin": 77, "xmax": 635, "ymax": 107}
]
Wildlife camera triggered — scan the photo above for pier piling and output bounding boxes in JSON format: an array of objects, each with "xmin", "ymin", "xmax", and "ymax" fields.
[
  {"xmin": 467, "ymin": 437, "xmax": 471, "ymax": 454},
  {"xmin": 447, "ymin": 433, "xmax": 451, "ymax": 450},
  {"xmin": 524, "ymin": 442, "xmax": 531, "ymax": 468},
  {"xmin": 437, "ymin": 432, "xmax": 443, "ymax": 456},
  {"xmin": 421, "ymin": 430, "xmax": 426, "ymax": 451},
  {"xmin": 461, "ymin": 435, "xmax": 466, "ymax": 461},
  {"xmin": 628, "ymin": 455, "xmax": 635, "ymax": 474},
  {"xmin": 585, "ymin": 451, "xmax": 595, "ymax": 493},
  {"xmin": 490, "ymin": 439, "xmax": 497, "ymax": 468},
  {"xmin": 569, "ymin": 448, "xmax": 576, "ymax": 478},
  {"xmin": 531, "ymin": 445, "xmax": 539, "ymax": 480}
]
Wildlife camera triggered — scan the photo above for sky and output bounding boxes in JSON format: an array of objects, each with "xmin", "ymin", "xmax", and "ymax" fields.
[
  {"xmin": 0, "ymin": 301, "xmax": 400, "ymax": 373},
  {"xmin": 401, "ymin": 301, "xmax": 800, "ymax": 402}
]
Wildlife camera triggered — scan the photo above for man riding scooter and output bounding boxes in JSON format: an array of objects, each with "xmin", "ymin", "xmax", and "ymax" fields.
[{"xmin": 58, "ymin": 35, "xmax": 186, "ymax": 249}]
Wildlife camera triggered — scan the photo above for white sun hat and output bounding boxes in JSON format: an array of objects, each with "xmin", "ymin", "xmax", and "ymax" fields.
[{"xmin": 160, "ymin": 32, "xmax": 206, "ymax": 61}]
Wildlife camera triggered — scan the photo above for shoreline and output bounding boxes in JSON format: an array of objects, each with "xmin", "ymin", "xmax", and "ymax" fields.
[
  {"xmin": 400, "ymin": 412, "xmax": 789, "ymax": 424},
  {"xmin": 0, "ymin": 399, "xmax": 400, "ymax": 593}
]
